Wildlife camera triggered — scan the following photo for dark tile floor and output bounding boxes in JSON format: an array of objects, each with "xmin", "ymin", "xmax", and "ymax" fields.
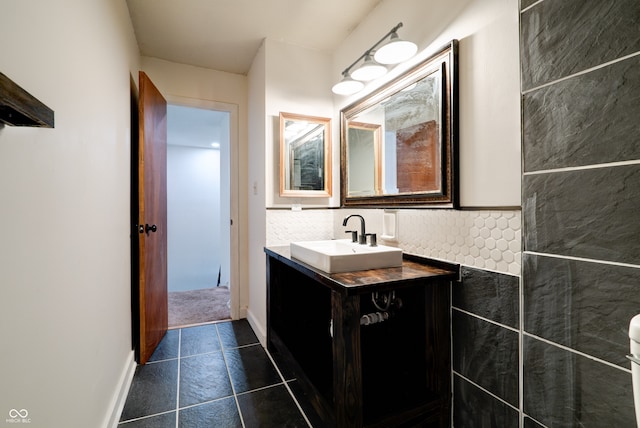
[{"xmin": 118, "ymin": 320, "xmax": 316, "ymax": 427}]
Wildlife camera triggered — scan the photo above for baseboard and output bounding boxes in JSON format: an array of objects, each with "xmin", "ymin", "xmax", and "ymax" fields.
[
  {"xmin": 246, "ymin": 309, "xmax": 266, "ymax": 347},
  {"xmin": 104, "ymin": 351, "xmax": 136, "ymax": 428},
  {"xmin": 238, "ymin": 304, "xmax": 248, "ymax": 320}
]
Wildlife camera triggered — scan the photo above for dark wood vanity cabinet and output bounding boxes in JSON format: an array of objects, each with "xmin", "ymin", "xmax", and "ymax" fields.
[{"xmin": 265, "ymin": 246, "xmax": 458, "ymax": 427}]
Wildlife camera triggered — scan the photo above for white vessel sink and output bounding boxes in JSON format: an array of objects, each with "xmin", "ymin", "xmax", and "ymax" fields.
[{"xmin": 289, "ymin": 239, "xmax": 403, "ymax": 273}]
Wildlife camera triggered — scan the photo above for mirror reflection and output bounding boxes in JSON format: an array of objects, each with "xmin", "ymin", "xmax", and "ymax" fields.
[
  {"xmin": 347, "ymin": 122, "xmax": 382, "ymax": 196},
  {"xmin": 341, "ymin": 41, "xmax": 458, "ymax": 207},
  {"xmin": 280, "ymin": 112, "xmax": 332, "ymax": 197}
]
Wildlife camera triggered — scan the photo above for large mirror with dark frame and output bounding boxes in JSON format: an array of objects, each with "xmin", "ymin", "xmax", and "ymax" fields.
[
  {"xmin": 341, "ymin": 40, "xmax": 458, "ymax": 207},
  {"xmin": 280, "ymin": 112, "xmax": 332, "ymax": 197}
]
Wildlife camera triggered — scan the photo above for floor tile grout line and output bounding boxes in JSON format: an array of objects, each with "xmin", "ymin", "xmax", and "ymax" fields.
[
  {"xmin": 118, "ymin": 409, "xmax": 177, "ymax": 425},
  {"xmin": 234, "ymin": 381, "xmax": 286, "ymax": 397},
  {"xmin": 121, "ymin": 323, "xmax": 260, "ymax": 426},
  {"xmin": 172, "ymin": 382, "xmax": 301, "ymax": 410},
  {"xmin": 175, "ymin": 329, "xmax": 182, "ymax": 428},
  {"xmin": 146, "ymin": 356, "xmax": 179, "ymax": 364},
  {"xmin": 216, "ymin": 324, "xmax": 247, "ymax": 428},
  {"xmin": 120, "ymin": 337, "xmax": 182, "ymax": 426},
  {"xmin": 265, "ymin": 349, "xmax": 313, "ymax": 428},
  {"xmin": 179, "ymin": 341, "xmax": 261, "ymax": 360},
  {"xmin": 180, "ymin": 349, "xmax": 224, "ymax": 360},
  {"xmin": 168, "ymin": 318, "xmax": 231, "ymax": 331},
  {"xmin": 147, "ymin": 323, "xmax": 285, "ymax": 426},
  {"xmin": 175, "ymin": 381, "xmax": 304, "ymax": 411},
  {"xmin": 221, "ymin": 341, "xmax": 262, "ymax": 352},
  {"xmin": 177, "ymin": 394, "xmax": 236, "ymax": 411}
]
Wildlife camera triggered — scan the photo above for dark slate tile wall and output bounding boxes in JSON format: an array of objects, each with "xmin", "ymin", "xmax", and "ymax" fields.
[
  {"xmin": 520, "ymin": 0, "xmax": 537, "ymax": 11},
  {"xmin": 523, "ymin": 164, "xmax": 640, "ymax": 264},
  {"xmin": 520, "ymin": 0, "xmax": 640, "ymax": 90},
  {"xmin": 523, "ymin": 337, "xmax": 635, "ymax": 427},
  {"xmin": 453, "ymin": 311, "xmax": 519, "ymax": 407},
  {"xmin": 452, "ymin": 267, "xmax": 520, "ymax": 421},
  {"xmin": 523, "ymin": 54, "xmax": 640, "ymax": 172},
  {"xmin": 523, "ymin": 254, "xmax": 640, "ymax": 368},
  {"xmin": 454, "ymin": 267, "xmax": 519, "ymax": 328},
  {"xmin": 453, "ymin": 375, "xmax": 519, "ymax": 428},
  {"xmin": 521, "ymin": 0, "xmax": 640, "ymax": 426},
  {"xmin": 523, "ymin": 416, "xmax": 544, "ymax": 428}
]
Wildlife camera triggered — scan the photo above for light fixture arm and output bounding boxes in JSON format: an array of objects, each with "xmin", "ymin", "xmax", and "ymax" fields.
[{"xmin": 340, "ymin": 22, "xmax": 404, "ymax": 76}]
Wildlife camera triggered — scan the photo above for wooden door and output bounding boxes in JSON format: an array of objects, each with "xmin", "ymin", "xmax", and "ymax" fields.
[{"xmin": 137, "ymin": 71, "xmax": 168, "ymax": 364}]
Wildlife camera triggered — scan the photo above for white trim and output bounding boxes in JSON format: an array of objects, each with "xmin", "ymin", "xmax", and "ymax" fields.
[
  {"xmin": 246, "ymin": 308, "xmax": 267, "ymax": 347},
  {"xmin": 519, "ymin": 269, "xmax": 524, "ymax": 425},
  {"xmin": 238, "ymin": 304, "xmax": 248, "ymax": 320},
  {"xmin": 164, "ymin": 95, "xmax": 242, "ymax": 322},
  {"xmin": 458, "ymin": 262, "xmax": 521, "ymax": 279},
  {"xmin": 104, "ymin": 351, "xmax": 136, "ymax": 428},
  {"xmin": 523, "ymin": 332, "xmax": 632, "ymax": 373},
  {"xmin": 522, "ymin": 51, "xmax": 640, "ymax": 95},
  {"xmin": 175, "ymin": 330, "xmax": 182, "ymax": 428},
  {"xmin": 453, "ymin": 371, "xmax": 520, "ymax": 412},
  {"xmin": 524, "ymin": 159, "xmax": 640, "ymax": 176},
  {"xmin": 520, "ymin": 0, "xmax": 544, "ymax": 14},
  {"xmin": 525, "ymin": 251, "xmax": 640, "ymax": 270},
  {"xmin": 452, "ymin": 307, "xmax": 520, "ymax": 334}
]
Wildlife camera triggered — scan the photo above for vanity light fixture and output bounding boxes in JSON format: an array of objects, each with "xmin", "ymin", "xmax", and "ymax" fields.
[
  {"xmin": 350, "ymin": 54, "xmax": 387, "ymax": 82},
  {"xmin": 331, "ymin": 22, "xmax": 417, "ymax": 96},
  {"xmin": 374, "ymin": 30, "xmax": 418, "ymax": 64},
  {"xmin": 331, "ymin": 72, "xmax": 365, "ymax": 95}
]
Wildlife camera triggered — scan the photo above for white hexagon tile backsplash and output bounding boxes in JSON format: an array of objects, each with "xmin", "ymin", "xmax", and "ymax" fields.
[
  {"xmin": 266, "ymin": 209, "xmax": 335, "ymax": 246},
  {"xmin": 266, "ymin": 209, "xmax": 521, "ymax": 276},
  {"xmin": 395, "ymin": 210, "xmax": 521, "ymax": 275}
]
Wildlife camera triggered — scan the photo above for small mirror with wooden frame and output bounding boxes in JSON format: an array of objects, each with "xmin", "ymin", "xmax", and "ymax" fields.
[{"xmin": 280, "ymin": 112, "xmax": 332, "ymax": 197}]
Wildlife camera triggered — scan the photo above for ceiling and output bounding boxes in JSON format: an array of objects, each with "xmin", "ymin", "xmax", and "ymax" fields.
[
  {"xmin": 126, "ymin": 0, "xmax": 382, "ymax": 75},
  {"xmin": 167, "ymin": 105, "xmax": 228, "ymax": 149}
]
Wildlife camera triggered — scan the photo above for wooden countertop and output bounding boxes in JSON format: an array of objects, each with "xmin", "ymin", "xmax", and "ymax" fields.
[{"xmin": 265, "ymin": 245, "xmax": 458, "ymax": 295}]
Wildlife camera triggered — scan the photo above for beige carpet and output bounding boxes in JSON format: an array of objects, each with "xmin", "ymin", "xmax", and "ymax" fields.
[{"xmin": 168, "ymin": 286, "xmax": 231, "ymax": 328}]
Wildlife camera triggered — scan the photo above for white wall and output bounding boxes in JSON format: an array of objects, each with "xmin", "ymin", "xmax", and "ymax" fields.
[
  {"xmin": 247, "ymin": 41, "xmax": 268, "ymax": 343},
  {"xmin": 258, "ymin": 0, "xmax": 522, "ymax": 345},
  {"xmin": 247, "ymin": 39, "xmax": 336, "ymax": 344},
  {"xmin": 264, "ymin": 39, "xmax": 337, "ymax": 208},
  {"xmin": 0, "ymin": 1, "xmax": 139, "ymax": 427},
  {"xmin": 0, "ymin": 2, "xmax": 521, "ymax": 425},
  {"xmin": 217, "ymin": 116, "xmax": 232, "ymax": 289},
  {"xmin": 167, "ymin": 145, "xmax": 220, "ymax": 292},
  {"xmin": 253, "ymin": 0, "xmax": 521, "ymax": 341},
  {"xmin": 140, "ymin": 57, "xmax": 248, "ymax": 318},
  {"xmin": 332, "ymin": 0, "xmax": 521, "ymax": 207}
]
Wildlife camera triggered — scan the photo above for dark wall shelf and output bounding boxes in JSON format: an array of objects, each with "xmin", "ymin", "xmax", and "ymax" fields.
[{"xmin": 0, "ymin": 72, "xmax": 54, "ymax": 128}]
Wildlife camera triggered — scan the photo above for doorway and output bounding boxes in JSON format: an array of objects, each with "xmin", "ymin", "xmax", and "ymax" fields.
[{"xmin": 165, "ymin": 100, "xmax": 238, "ymax": 327}]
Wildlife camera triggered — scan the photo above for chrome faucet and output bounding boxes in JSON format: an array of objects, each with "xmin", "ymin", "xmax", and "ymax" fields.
[{"xmin": 343, "ymin": 214, "xmax": 367, "ymax": 244}]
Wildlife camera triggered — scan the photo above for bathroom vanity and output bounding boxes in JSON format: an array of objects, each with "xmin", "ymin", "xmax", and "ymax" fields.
[{"xmin": 265, "ymin": 246, "xmax": 458, "ymax": 427}]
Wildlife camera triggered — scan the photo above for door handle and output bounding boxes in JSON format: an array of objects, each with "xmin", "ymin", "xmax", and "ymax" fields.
[{"xmin": 145, "ymin": 224, "xmax": 157, "ymax": 234}]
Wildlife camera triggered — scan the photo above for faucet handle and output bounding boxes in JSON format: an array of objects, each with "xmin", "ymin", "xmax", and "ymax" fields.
[
  {"xmin": 366, "ymin": 233, "xmax": 377, "ymax": 247},
  {"xmin": 358, "ymin": 233, "xmax": 367, "ymax": 245},
  {"xmin": 345, "ymin": 230, "xmax": 358, "ymax": 243}
]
